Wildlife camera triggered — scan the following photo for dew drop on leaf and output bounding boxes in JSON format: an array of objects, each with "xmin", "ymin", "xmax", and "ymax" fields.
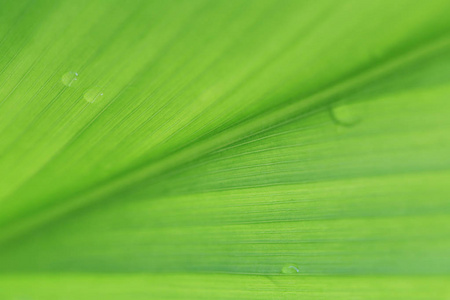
[
  {"xmin": 281, "ymin": 264, "xmax": 300, "ymax": 274},
  {"xmin": 84, "ymin": 87, "xmax": 104, "ymax": 103},
  {"xmin": 61, "ymin": 71, "xmax": 78, "ymax": 87},
  {"xmin": 330, "ymin": 103, "xmax": 360, "ymax": 126}
]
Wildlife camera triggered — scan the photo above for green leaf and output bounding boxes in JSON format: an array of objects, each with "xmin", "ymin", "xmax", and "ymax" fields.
[{"xmin": 0, "ymin": 0, "xmax": 449, "ymax": 298}]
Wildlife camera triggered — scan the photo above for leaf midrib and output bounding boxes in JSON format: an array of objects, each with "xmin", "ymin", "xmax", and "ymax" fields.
[{"xmin": 1, "ymin": 32, "xmax": 450, "ymax": 247}]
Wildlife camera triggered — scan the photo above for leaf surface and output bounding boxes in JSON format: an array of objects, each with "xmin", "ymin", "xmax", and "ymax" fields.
[{"xmin": 0, "ymin": 0, "xmax": 449, "ymax": 298}]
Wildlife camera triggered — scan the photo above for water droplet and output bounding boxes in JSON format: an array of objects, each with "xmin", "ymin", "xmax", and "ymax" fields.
[
  {"xmin": 330, "ymin": 103, "xmax": 360, "ymax": 126},
  {"xmin": 281, "ymin": 264, "xmax": 300, "ymax": 274},
  {"xmin": 61, "ymin": 71, "xmax": 79, "ymax": 87},
  {"xmin": 84, "ymin": 87, "xmax": 104, "ymax": 103}
]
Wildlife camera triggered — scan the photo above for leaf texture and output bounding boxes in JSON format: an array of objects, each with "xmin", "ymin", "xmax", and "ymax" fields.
[{"xmin": 0, "ymin": 0, "xmax": 449, "ymax": 298}]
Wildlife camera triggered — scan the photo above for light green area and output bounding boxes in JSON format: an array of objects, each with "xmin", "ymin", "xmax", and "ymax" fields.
[
  {"xmin": 1, "ymin": 274, "xmax": 449, "ymax": 299},
  {"xmin": 0, "ymin": 0, "xmax": 450, "ymax": 298}
]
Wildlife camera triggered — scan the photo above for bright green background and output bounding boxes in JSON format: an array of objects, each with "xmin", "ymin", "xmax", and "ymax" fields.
[{"xmin": 0, "ymin": 0, "xmax": 449, "ymax": 298}]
